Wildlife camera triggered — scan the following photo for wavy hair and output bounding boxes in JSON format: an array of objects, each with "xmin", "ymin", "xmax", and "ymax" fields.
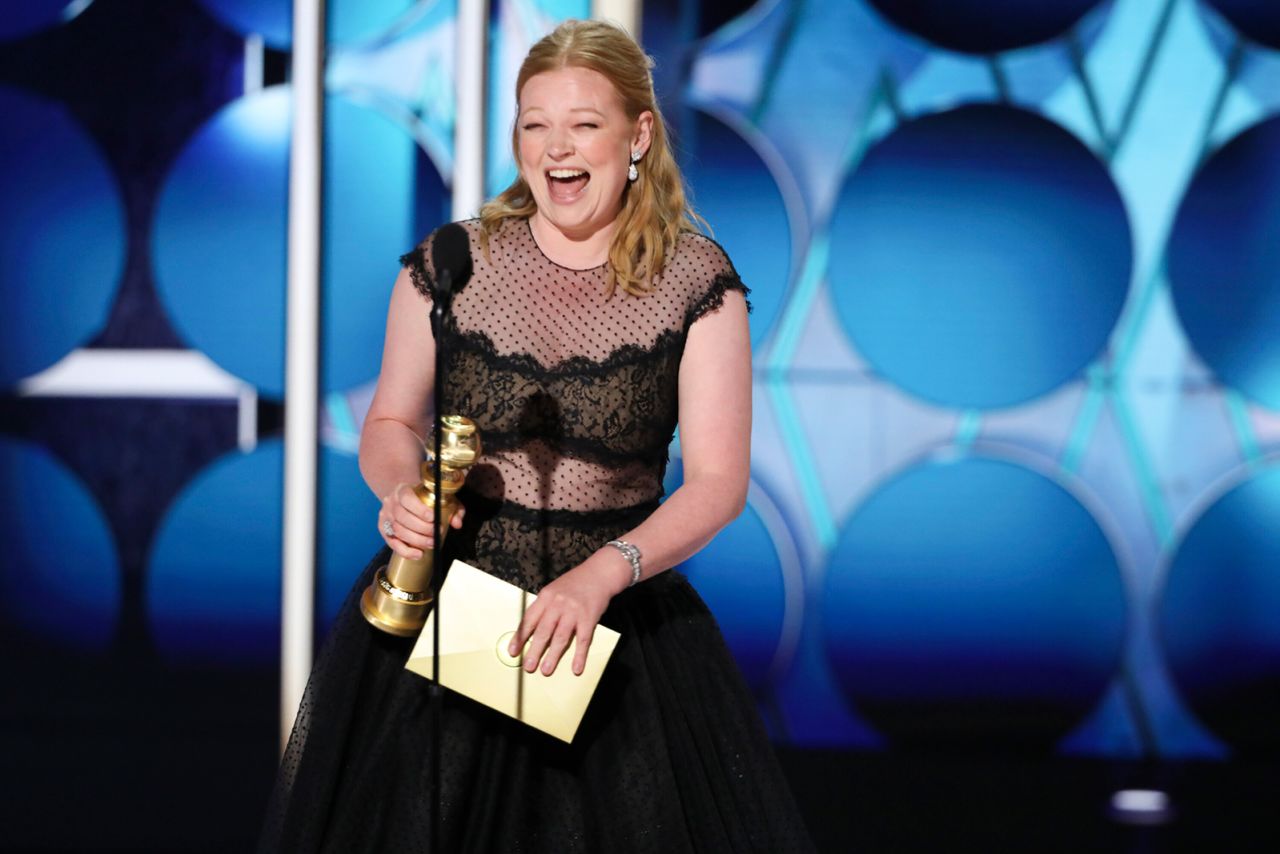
[{"xmin": 478, "ymin": 19, "xmax": 702, "ymax": 297}]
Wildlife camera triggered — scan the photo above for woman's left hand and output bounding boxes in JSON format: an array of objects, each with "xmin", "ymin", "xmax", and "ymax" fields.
[{"xmin": 507, "ymin": 550, "xmax": 632, "ymax": 676}]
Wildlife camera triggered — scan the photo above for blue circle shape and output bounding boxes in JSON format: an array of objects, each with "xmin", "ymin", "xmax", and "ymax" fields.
[
  {"xmin": 1202, "ymin": 1, "xmax": 1280, "ymax": 50},
  {"xmin": 680, "ymin": 497, "xmax": 788, "ymax": 693},
  {"xmin": 824, "ymin": 455, "xmax": 1126, "ymax": 750},
  {"xmin": 198, "ymin": 0, "xmax": 418, "ymax": 48},
  {"xmin": 0, "ymin": 86, "xmax": 125, "ymax": 387},
  {"xmin": 153, "ymin": 87, "xmax": 447, "ymax": 397},
  {"xmin": 1168, "ymin": 116, "xmax": 1280, "ymax": 411},
  {"xmin": 0, "ymin": 0, "xmax": 84, "ymax": 42},
  {"xmin": 1160, "ymin": 465, "xmax": 1280, "ymax": 755},
  {"xmin": 146, "ymin": 441, "xmax": 379, "ymax": 663},
  {"xmin": 828, "ymin": 104, "xmax": 1131, "ymax": 410},
  {"xmin": 865, "ymin": 0, "xmax": 1105, "ymax": 54},
  {"xmin": 679, "ymin": 108, "xmax": 792, "ymax": 349},
  {"xmin": 666, "ymin": 458, "xmax": 792, "ymax": 691},
  {"xmin": 0, "ymin": 436, "xmax": 121, "ymax": 648}
]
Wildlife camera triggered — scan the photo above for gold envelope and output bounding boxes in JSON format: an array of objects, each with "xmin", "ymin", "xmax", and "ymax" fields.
[{"xmin": 405, "ymin": 560, "xmax": 621, "ymax": 743}]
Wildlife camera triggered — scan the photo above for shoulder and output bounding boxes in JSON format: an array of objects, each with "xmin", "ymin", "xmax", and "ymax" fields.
[
  {"xmin": 400, "ymin": 219, "xmax": 485, "ymax": 271},
  {"xmin": 666, "ymin": 231, "xmax": 751, "ymax": 327},
  {"xmin": 671, "ymin": 230, "xmax": 738, "ymax": 277},
  {"xmin": 398, "ymin": 219, "xmax": 487, "ymax": 300}
]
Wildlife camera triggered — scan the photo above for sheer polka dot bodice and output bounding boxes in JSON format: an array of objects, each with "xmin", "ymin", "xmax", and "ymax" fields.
[{"xmin": 400, "ymin": 219, "xmax": 748, "ymax": 589}]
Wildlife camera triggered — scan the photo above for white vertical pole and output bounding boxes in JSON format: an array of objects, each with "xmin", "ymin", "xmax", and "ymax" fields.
[
  {"xmin": 453, "ymin": 0, "xmax": 489, "ymax": 219},
  {"xmin": 592, "ymin": 0, "xmax": 642, "ymax": 41},
  {"xmin": 281, "ymin": 0, "xmax": 325, "ymax": 751}
]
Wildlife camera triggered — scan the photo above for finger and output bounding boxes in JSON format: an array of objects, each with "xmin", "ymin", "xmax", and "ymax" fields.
[
  {"xmin": 572, "ymin": 622, "xmax": 593, "ymax": 676},
  {"xmin": 379, "ymin": 514, "xmax": 423, "ymax": 559},
  {"xmin": 541, "ymin": 622, "xmax": 575, "ymax": 676},
  {"xmin": 387, "ymin": 518, "xmax": 432, "ymax": 550},
  {"xmin": 524, "ymin": 615, "xmax": 560, "ymax": 673},
  {"xmin": 392, "ymin": 541, "xmax": 423, "ymax": 560},
  {"xmin": 397, "ymin": 490, "xmax": 434, "ymax": 524},
  {"xmin": 450, "ymin": 506, "xmax": 466, "ymax": 529},
  {"xmin": 509, "ymin": 600, "xmax": 543, "ymax": 656},
  {"xmin": 387, "ymin": 532, "xmax": 423, "ymax": 560}
]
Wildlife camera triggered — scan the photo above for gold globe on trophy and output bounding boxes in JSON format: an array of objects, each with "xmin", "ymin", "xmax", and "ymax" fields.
[{"xmin": 361, "ymin": 415, "xmax": 481, "ymax": 636}]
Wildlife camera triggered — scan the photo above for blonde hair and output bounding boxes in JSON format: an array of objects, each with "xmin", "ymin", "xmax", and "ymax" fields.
[{"xmin": 478, "ymin": 19, "xmax": 702, "ymax": 297}]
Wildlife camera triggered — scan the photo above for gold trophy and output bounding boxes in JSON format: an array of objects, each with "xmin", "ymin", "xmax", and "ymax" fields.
[{"xmin": 361, "ymin": 415, "xmax": 481, "ymax": 636}]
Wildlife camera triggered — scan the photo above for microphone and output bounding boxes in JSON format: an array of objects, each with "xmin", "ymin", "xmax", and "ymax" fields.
[{"xmin": 431, "ymin": 222, "xmax": 472, "ymax": 311}]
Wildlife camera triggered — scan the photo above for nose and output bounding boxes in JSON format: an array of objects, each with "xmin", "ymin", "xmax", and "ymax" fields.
[{"xmin": 547, "ymin": 126, "xmax": 573, "ymax": 159}]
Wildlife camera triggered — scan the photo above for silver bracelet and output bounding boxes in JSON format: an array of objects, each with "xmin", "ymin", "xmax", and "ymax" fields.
[{"xmin": 606, "ymin": 539, "xmax": 642, "ymax": 587}]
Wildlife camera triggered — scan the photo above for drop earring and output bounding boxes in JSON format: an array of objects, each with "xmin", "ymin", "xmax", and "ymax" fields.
[{"xmin": 628, "ymin": 151, "xmax": 639, "ymax": 182}]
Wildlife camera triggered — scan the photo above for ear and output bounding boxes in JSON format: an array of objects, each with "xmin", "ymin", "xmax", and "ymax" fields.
[{"xmin": 632, "ymin": 111, "xmax": 654, "ymax": 159}]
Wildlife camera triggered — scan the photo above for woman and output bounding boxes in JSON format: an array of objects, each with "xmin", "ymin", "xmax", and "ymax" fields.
[{"xmin": 262, "ymin": 19, "xmax": 814, "ymax": 853}]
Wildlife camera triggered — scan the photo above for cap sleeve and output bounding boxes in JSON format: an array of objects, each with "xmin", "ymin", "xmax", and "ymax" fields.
[
  {"xmin": 398, "ymin": 234, "xmax": 437, "ymax": 304},
  {"xmin": 681, "ymin": 234, "xmax": 752, "ymax": 332}
]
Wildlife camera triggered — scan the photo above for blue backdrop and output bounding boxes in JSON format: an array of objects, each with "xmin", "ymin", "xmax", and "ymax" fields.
[{"xmin": 4, "ymin": 0, "xmax": 1280, "ymax": 846}]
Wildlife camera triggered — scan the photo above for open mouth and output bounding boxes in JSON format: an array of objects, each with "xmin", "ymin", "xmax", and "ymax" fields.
[{"xmin": 546, "ymin": 168, "xmax": 589, "ymax": 202}]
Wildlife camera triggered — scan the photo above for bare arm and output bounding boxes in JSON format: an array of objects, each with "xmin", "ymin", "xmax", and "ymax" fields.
[
  {"xmin": 359, "ymin": 267, "xmax": 462, "ymax": 558},
  {"xmin": 510, "ymin": 289, "xmax": 752, "ymax": 676}
]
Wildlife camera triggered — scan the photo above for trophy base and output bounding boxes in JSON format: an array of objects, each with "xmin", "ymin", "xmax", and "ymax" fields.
[{"xmin": 360, "ymin": 565, "xmax": 434, "ymax": 637}]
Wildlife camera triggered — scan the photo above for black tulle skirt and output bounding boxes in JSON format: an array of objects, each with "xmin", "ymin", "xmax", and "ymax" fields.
[{"xmin": 260, "ymin": 549, "xmax": 815, "ymax": 853}]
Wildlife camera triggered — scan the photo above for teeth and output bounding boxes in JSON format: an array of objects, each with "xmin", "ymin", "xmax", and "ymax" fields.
[{"xmin": 548, "ymin": 169, "xmax": 587, "ymax": 179}]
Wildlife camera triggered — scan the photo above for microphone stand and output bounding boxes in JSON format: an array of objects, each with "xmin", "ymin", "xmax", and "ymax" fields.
[{"xmin": 429, "ymin": 268, "xmax": 452, "ymax": 853}]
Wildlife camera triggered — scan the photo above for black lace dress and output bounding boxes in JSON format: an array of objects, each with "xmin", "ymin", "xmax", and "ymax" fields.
[{"xmin": 260, "ymin": 219, "xmax": 815, "ymax": 853}]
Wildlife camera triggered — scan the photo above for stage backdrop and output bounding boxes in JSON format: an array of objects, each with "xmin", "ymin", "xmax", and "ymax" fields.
[{"xmin": 3, "ymin": 0, "xmax": 1280, "ymax": 848}]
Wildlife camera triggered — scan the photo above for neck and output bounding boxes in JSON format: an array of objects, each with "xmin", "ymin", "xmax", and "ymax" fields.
[{"xmin": 529, "ymin": 212, "xmax": 615, "ymax": 269}]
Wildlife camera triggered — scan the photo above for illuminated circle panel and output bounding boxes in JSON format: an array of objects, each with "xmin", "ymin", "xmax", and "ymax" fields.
[
  {"xmin": 679, "ymin": 108, "xmax": 791, "ymax": 349},
  {"xmin": 1161, "ymin": 466, "xmax": 1280, "ymax": 754},
  {"xmin": 824, "ymin": 455, "xmax": 1126, "ymax": 750},
  {"xmin": 0, "ymin": 86, "xmax": 125, "ymax": 387},
  {"xmin": 680, "ymin": 504, "xmax": 789, "ymax": 692},
  {"xmin": 829, "ymin": 105, "xmax": 1131, "ymax": 410},
  {"xmin": 1202, "ymin": 1, "xmax": 1280, "ymax": 50},
  {"xmin": 1168, "ymin": 115, "xmax": 1280, "ymax": 411},
  {"xmin": 0, "ymin": 437, "xmax": 121, "ymax": 649},
  {"xmin": 153, "ymin": 87, "xmax": 447, "ymax": 397},
  {"xmin": 865, "ymin": 0, "xmax": 1104, "ymax": 54},
  {"xmin": 146, "ymin": 441, "xmax": 379, "ymax": 663}
]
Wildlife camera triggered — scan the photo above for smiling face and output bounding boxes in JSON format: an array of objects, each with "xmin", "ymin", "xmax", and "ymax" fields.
[{"xmin": 517, "ymin": 66, "xmax": 652, "ymax": 247}]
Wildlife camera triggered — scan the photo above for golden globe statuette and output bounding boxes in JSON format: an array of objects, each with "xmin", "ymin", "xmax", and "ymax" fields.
[{"xmin": 361, "ymin": 415, "xmax": 481, "ymax": 636}]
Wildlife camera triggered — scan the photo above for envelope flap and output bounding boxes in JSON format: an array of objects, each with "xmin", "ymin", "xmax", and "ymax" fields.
[{"xmin": 422, "ymin": 562, "xmax": 532, "ymax": 658}]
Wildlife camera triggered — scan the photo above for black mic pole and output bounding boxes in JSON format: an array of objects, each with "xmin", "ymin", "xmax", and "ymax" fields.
[{"xmin": 429, "ymin": 267, "xmax": 451, "ymax": 854}]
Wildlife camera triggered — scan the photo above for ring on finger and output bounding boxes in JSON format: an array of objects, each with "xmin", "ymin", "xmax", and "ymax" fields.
[{"xmin": 382, "ymin": 519, "xmax": 394, "ymax": 538}]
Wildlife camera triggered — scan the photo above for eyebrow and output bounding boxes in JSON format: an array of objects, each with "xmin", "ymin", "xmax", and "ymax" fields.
[{"xmin": 519, "ymin": 106, "xmax": 606, "ymax": 117}]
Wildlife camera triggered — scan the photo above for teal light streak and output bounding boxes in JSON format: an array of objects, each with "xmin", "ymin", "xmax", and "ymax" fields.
[
  {"xmin": 766, "ymin": 378, "xmax": 839, "ymax": 549},
  {"xmin": 326, "ymin": 391, "xmax": 360, "ymax": 453},
  {"xmin": 1062, "ymin": 365, "xmax": 1109, "ymax": 473},
  {"xmin": 764, "ymin": 233, "xmax": 838, "ymax": 549},
  {"xmin": 1224, "ymin": 391, "xmax": 1263, "ymax": 469},
  {"xmin": 954, "ymin": 410, "xmax": 982, "ymax": 448},
  {"xmin": 1067, "ymin": 28, "xmax": 1113, "ymax": 157},
  {"xmin": 1111, "ymin": 391, "xmax": 1174, "ymax": 547},
  {"xmin": 769, "ymin": 233, "xmax": 829, "ymax": 369},
  {"xmin": 1109, "ymin": 0, "xmax": 1179, "ymax": 159}
]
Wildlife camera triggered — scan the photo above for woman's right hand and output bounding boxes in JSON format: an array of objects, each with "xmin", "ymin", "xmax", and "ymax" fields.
[{"xmin": 377, "ymin": 482, "xmax": 465, "ymax": 560}]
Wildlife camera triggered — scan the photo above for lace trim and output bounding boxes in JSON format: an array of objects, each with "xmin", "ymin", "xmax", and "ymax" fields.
[
  {"xmin": 685, "ymin": 271, "xmax": 752, "ymax": 331},
  {"xmin": 399, "ymin": 246, "xmax": 435, "ymax": 303},
  {"xmin": 445, "ymin": 319, "xmax": 687, "ymax": 379},
  {"xmin": 479, "ymin": 430, "xmax": 670, "ymax": 469},
  {"xmin": 461, "ymin": 489, "xmax": 660, "ymax": 530}
]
